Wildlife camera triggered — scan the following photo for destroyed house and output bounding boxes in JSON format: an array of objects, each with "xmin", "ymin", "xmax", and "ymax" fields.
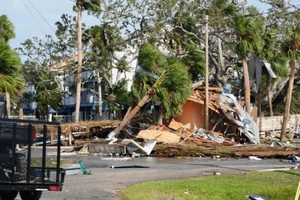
[{"xmin": 174, "ymin": 82, "xmax": 260, "ymax": 144}]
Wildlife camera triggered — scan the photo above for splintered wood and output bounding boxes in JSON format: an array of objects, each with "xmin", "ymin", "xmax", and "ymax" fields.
[
  {"xmin": 168, "ymin": 119, "xmax": 184, "ymax": 131},
  {"xmin": 135, "ymin": 83, "xmax": 239, "ymax": 146},
  {"xmin": 134, "ymin": 117, "xmax": 237, "ymax": 146},
  {"xmin": 136, "ymin": 130, "xmax": 181, "ymax": 144}
]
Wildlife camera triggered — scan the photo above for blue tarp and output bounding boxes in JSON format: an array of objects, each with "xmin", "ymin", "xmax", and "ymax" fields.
[{"xmin": 49, "ymin": 108, "xmax": 57, "ymax": 114}]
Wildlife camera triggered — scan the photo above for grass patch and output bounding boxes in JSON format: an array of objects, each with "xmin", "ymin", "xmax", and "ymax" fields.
[{"xmin": 120, "ymin": 169, "xmax": 300, "ymax": 200}]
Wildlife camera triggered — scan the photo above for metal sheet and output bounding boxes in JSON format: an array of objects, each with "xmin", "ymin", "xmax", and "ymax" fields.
[
  {"xmin": 263, "ymin": 61, "xmax": 277, "ymax": 78},
  {"xmin": 220, "ymin": 94, "xmax": 260, "ymax": 144}
]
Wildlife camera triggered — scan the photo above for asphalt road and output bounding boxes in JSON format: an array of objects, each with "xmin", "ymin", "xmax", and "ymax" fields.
[{"xmin": 15, "ymin": 154, "xmax": 290, "ymax": 200}]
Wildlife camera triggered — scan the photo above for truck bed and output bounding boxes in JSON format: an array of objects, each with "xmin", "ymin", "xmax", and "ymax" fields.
[
  {"xmin": 0, "ymin": 118, "xmax": 65, "ymax": 194},
  {"xmin": 0, "ymin": 121, "xmax": 35, "ymax": 144}
]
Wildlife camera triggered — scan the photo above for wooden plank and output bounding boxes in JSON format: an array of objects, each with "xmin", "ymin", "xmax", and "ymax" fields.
[
  {"xmin": 168, "ymin": 119, "xmax": 183, "ymax": 131},
  {"xmin": 175, "ymin": 129, "xmax": 193, "ymax": 139},
  {"xmin": 181, "ymin": 132, "xmax": 194, "ymax": 143},
  {"xmin": 136, "ymin": 130, "xmax": 181, "ymax": 144}
]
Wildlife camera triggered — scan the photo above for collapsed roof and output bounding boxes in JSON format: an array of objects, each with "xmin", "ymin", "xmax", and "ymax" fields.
[{"xmin": 185, "ymin": 82, "xmax": 260, "ymax": 144}]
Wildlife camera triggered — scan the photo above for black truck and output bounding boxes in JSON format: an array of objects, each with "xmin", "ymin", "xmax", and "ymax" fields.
[{"xmin": 0, "ymin": 97, "xmax": 65, "ymax": 200}]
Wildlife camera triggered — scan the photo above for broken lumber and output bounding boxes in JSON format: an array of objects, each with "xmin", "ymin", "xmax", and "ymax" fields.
[
  {"xmin": 136, "ymin": 130, "xmax": 181, "ymax": 144},
  {"xmin": 168, "ymin": 119, "xmax": 184, "ymax": 131}
]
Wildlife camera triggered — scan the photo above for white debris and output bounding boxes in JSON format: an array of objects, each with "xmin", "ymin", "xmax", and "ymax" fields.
[{"xmin": 249, "ymin": 156, "xmax": 262, "ymax": 160}]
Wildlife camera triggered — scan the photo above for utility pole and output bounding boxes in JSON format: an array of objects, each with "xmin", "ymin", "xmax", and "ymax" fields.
[
  {"xmin": 75, "ymin": 2, "xmax": 82, "ymax": 122},
  {"xmin": 205, "ymin": 15, "xmax": 209, "ymax": 130}
]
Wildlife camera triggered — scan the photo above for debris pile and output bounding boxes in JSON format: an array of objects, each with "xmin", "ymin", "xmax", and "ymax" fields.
[
  {"xmin": 38, "ymin": 82, "xmax": 300, "ymax": 158},
  {"xmin": 52, "ymin": 83, "xmax": 261, "ymax": 156}
]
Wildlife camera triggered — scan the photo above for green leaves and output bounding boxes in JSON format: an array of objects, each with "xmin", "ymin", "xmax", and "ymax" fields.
[
  {"xmin": 17, "ymin": 35, "xmax": 65, "ymax": 115},
  {"xmin": 0, "ymin": 74, "xmax": 24, "ymax": 95},
  {"xmin": 133, "ymin": 43, "xmax": 191, "ymax": 119},
  {"xmin": 35, "ymin": 72, "xmax": 63, "ymax": 113},
  {"xmin": 0, "ymin": 15, "xmax": 24, "ymax": 95},
  {"xmin": 182, "ymin": 44, "xmax": 205, "ymax": 82},
  {"xmin": 160, "ymin": 57, "xmax": 191, "ymax": 118},
  {"xmin": 281, "ymin": 25, "xmax": 300, "ymax": 61},
  {"xmin": 0, "ymin": 39, "xmax": 21, "ymax": 75},
  {"xmin": 75, "ymin": 0, "xmax": 103, "ymax": 15},
  {"xmin": 137, "ymin": 43, "xmax": 167, "ymax": 73},
  {"xmin": 0, "ymin": 15, "xmax": 15, "ymax": 42},
  {"xmin": 233, "ymin": 15, "xmax": 264, "ymax": 57}
]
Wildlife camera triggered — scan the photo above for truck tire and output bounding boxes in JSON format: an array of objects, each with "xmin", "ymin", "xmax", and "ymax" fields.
[
  {"xmin": 0, "ymin": 190, "xmax": 18, "ymax": 200},
  {"xmin": 19, "ymin": 191, "xmax": 42, "ymax": 200},
  {"xmin": 15, "ymin": 152, "xmax": 27, "ymax": 182}
]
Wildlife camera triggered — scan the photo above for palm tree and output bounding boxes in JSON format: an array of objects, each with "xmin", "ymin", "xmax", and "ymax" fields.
[
  {"xmin": 74, "ymin": 0, "xmax": 102, "ymax": 122},
  {"xmin": 85, "ymin": 24, "xmax": 128, "ymax": 120},
  {"xmin": 262, "ymin": 32, "xmax": 288, "ymax": 116},
  {"xmin": 0, "ymin": 15, "xmax": 15, "ymax": 42},
  {"xmin": 233, "ymin": 15, "xmax": 264, "ymax": 114},
  {"xmin": 209, "ymin": 0, "xmax": 236, "ymax": 84},
  {"xmin": 132, "ymin": 43, "xmax": 191, "ymax": 123},
  {"xmin": 280, "ymin": 25, "xmax": 300, "ymax": 141},
  {"xmin": 113, "ymin": 43, "xmax": 191, "ymax": 136},
  {"xmin": 0, "ymin": 15, "xmax": 24, "ymax": 117}
]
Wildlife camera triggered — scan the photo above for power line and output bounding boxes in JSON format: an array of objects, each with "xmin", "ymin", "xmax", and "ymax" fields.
[
  {"xmin": 21, "ymin": 0, "xmax": 47, "ymax": 35},
  {"xmin": 26, "ymin": 0, "xmax": 56, "ymax": 33}
]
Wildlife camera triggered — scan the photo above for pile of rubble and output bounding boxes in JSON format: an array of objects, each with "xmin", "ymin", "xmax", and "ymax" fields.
[
  {"xmin": 135, "ymin": 120, "xmax": 235, "ymax": 146},
  {"xmin": 47, "ymin": 82, "xmax": 265, "ymax": 156}
]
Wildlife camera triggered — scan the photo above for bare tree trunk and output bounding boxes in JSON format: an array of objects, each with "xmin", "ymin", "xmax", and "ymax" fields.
[
  {"xmin": 112, "ymin": 70, "xmax": 166, "ymax": 137},
  {"xmin": 5, "ymin": 92, "xmax": 10, "ymax": 118},
  {"xmin": 75, "ymin": 5, "xmax": 83, "ymax": 122},
  {"xmin": 96, "ymin": 69, "xmax": 103, "ymax": 120},
  {"xmin": 157, "ymin": 105, "xmax": 163, "ymax": 125},
  {"xmin": 251, "ymin": 103, "xmax": 258, "ymax": 122},
  {"xmin": 18, "ymin": 108, "xmax": 23, "ymax": 119},
  {"xmin": 177, "ymin": 42, "xmax": 183, "ymax": 58},
  {"xmin": 217, "ymin": 37, "xmax": 225, "ymax": 70},
  {"xmin": 281, "ymin": 59, "xmax": 296, "ymax": 141},
  {"xmin": 258, "ymin": 86, "xmax": 262, "ymax": 132},
  {"xmin": 251, "ymin": 84, "xmax": 259, "ymax": 122},
  {"xmin": 242, "ymin": 56, "xmax": 251, "ymax": 114},
  {"xmin": 113, "ymin": 91, "xmax": 154, "ymax": 136},
  {"xmin": 262, "ymin": 78, "xmax": 289, "ymax": 106},
  {"xmin": 267, "ymin": 76, "xmax": 273, "ymax": 116}
]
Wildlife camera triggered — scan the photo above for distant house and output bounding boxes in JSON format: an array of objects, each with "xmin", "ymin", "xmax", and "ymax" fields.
[{"xmin": 42, "ymin": 47, "xmax": 138, "ymax": 122}]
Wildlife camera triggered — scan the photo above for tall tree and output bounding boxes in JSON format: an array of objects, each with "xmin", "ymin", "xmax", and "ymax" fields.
[
  {"xmin": 0, "ymin": 15, "xmax": 24, "ymax": 117},
  {"xmin": 260, "ymin": 31, "xmax": 288, "ymax": 116},
  {"xmin": 233, "ymin": 10, "xmax": 264, "ymax": 114},
  {"xmin": 280, "ymin": 25, "xmax": 300, "ymax": 141},
  {"xmin": 208, "ymin": 0, "xmax": 237, "ymax": 86},
  {"xmin": 258, "ymin": 0, "xmax": 297, "ymax": 116},
  {"xmin": 17, "ymin": 36, "xmax": 64, "ymax": 120},
  {"xmin": 113, "ymin": 43, "xmax": 191, "ymax": 136},
  {"xmin": 74, "ymin": 0, "xmax": 102, "ymax": 122},
  {"xmin": 84, "ymin": 24, "xmax": 129, "ymax": 119}
]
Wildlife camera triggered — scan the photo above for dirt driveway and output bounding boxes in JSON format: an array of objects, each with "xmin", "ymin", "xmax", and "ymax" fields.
[{"xmin": 18, "ymin": 156, "xmax": 289, "ymax": 200}]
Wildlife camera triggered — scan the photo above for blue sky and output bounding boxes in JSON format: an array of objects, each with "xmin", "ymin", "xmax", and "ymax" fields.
[
  {"xmin": 0, "ymin": 0, "xmax": 98, "ymax": 49},
  {"xmin": 0, "ymin": 0, "xmax": 298, "ymax": 49}
]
